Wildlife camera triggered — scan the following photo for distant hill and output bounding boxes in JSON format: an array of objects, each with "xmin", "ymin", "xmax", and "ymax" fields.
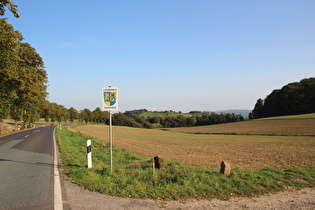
[
  {"xmin": 214, "ymin": 109, "xmax": 251, "ymax": 118},
  {"xmin": 125, "ymin": 109, "xmax": 251, "ymax": 118}
]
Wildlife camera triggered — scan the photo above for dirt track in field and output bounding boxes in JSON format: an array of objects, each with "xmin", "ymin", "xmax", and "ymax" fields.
[{"xmin": 70, "ymin": 123, "xmax": 315, "ymax": 169}]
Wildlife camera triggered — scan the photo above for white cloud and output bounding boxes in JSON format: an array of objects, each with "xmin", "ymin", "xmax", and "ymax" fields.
[{"xmin": 60, "ymin": 42, "xmax": 76, "ymax": 48}]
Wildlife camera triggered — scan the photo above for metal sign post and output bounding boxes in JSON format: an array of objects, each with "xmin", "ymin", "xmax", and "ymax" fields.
[
  {"xmin": 109, "ymin": 110, "xmax": 113, "ymax": 171},
  {"xmin": 102, "ymin": 87, "xmax": 118, "ymax": 172}
]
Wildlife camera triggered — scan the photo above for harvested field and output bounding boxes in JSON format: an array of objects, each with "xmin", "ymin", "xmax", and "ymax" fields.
[
  {"xmin": 70, "ymin": 124, "xmax": 315, "ymax": 169},
  {"xmin": 170, "ymin": 119, "xmax": 315, "ymax": 136}
]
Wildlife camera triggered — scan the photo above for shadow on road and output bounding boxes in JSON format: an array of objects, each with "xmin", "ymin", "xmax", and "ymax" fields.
[{"xmin": 0, "ymin": 158, "xmax": 55, "ymax": 167}]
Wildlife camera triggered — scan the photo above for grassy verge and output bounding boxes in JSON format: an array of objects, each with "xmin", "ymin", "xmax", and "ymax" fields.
[{"xmin": 57, "ymin": 128, "xmax": 315, "ymax": 200}]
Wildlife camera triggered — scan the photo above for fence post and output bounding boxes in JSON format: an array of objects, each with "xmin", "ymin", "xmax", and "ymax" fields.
[{"xmin": 154, "ymin": 156, "xmax": 164, "ymax": 169}]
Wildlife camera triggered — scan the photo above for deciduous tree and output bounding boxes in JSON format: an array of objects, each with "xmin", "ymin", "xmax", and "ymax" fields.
[
  {"xmin": 68, "ymin": 107, "xmax": 78, "ymax": 123},
  {"xmin": 251, "ymin": 78, "xmax": 315, "ymax": 118},
  {"xmin": 11, "ymin": 42, "xmax": 48, "ymax": 128},
  {"xmin": 0, "ymin": 0, "xmax": 19, "ymax": 17},
  {"xmin": 0, "ymin": 19, "xmax": 48, "ymax": 131},
  {"xmin": 80, "ymin": 108, "xmax": 92, "ymax": 124},
  {"xmin": 0, "ymin": 18, "xmax": 22, "ymax": 131}
]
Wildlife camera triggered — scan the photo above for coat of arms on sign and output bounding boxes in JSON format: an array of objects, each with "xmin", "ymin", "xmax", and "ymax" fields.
[{"xmin": 104, "ymin": 91, "xmax": 117, "ymax": 106}]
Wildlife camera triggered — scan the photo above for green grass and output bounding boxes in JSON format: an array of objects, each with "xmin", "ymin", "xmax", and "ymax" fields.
[
  {"xmin": 57, "ymin": 128, "xmax": 315, "ymax": 200},
  {"xmin": 259, "ymin": 113, "xmax": 315, "ymax": 120}
]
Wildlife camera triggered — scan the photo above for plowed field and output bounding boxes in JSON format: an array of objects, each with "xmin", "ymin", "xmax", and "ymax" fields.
[
  {"xmin": 70, "ymin": 119, "xmax": 315, "ymax": 169},
  {"xmin": 170, "ymin": 119, "xmax": 315, "ymax": 136}
]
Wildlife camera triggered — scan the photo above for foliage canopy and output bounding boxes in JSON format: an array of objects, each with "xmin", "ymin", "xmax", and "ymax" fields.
[
  {"xmin": 251, "ymin": 78, "xmax": 315, "ymax": 118},
  {"xmin": 0, "ymin": 0, "xmax": 19, "ymax": 18},
  {"xmin": 0, "ymin": 18, "xmax": 47, "ymax": 131}
]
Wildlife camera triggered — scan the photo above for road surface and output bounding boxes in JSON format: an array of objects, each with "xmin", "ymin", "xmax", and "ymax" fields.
[{"xmin": 0, "ymin": 126, "xmax": 61, "ymax": 209}]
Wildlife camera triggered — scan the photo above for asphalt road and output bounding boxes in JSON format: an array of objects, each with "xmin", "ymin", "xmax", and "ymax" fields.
[{"xmin": 0, "ymin": 126, "xmax": 57, "ymax": 209}]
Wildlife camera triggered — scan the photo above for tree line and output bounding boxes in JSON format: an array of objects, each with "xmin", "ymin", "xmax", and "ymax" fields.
[
  {"xmin": 111, "ymin": 112, "xmax": 244, "ymax": 128},
  {"xmin": 38, "ymin": 102, "xmax": 109, "ymax": 126},
  {"xmin": 38, "ymin": 105, "xmax": 244, "ymax": 129},
  {"xmin": 250, "ymin": 77, "xmax": 315, "ymax": 118}
]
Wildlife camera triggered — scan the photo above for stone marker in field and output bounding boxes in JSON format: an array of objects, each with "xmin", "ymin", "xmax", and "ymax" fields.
[
  {"xmin": 220, "ymin": 161, "xmax": 231, "ymax": 176},
  {"xmin": 154, "ymin": 156, "xmax": 165, "ymax": 169}
]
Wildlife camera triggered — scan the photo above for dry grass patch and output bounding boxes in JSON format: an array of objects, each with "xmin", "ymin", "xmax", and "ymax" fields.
[
  {"xmin": 0, "ymin": 121, "xmax": 15, "ymax": 135},
  {"xmin": 70, "ymin": 125, "xmax": 315, "ymax": 169}
]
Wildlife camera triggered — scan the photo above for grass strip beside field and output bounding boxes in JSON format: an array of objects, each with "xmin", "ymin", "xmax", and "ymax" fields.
[{"xmin": 57, "ymin": 128, "xmax": 315, "ymax": 200}]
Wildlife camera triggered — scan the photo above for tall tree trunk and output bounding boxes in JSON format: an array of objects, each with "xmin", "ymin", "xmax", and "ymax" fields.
[{"xmin": 0, "ymin": 119, "xmax": 4, "ymax": 133}]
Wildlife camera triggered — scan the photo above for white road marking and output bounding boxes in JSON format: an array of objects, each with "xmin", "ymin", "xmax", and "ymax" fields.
[
  {"xmin": 53, "ymin": 127, "xmax": 63, "ymax": 210},
  {"xmin": 25, "ymin": 135, "xmax": 29, "ymax": 138}
]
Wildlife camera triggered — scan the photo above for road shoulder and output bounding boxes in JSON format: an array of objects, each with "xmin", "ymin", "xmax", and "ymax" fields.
[{"xmin": 60, "ymin": 174, "xmax": 315, "ymax": 210}]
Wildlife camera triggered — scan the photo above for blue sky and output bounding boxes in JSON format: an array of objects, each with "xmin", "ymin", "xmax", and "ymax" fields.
[{"xmin": 5, "ymin": 0, "xmax": 315, "ymax": 112}]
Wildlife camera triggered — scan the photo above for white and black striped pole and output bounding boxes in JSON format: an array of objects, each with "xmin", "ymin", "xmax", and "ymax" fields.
[{"xmin": 87, "ymin": 139, "xmax": 92, "ymax": 168}]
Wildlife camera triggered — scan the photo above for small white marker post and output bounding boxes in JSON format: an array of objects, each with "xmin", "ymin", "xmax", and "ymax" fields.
[
  {"xmin": 87, "ymin": 139, "xmax": 92, "ymax": 168},
  {"xmin": 152, "ymin": 158, "xmax": 155, "ymax": 176}
]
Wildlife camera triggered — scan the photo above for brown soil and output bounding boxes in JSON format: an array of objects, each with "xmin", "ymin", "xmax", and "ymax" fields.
[{"xmin": 70, "ymin": 125, "xmax": 315, "ymax": 169}]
